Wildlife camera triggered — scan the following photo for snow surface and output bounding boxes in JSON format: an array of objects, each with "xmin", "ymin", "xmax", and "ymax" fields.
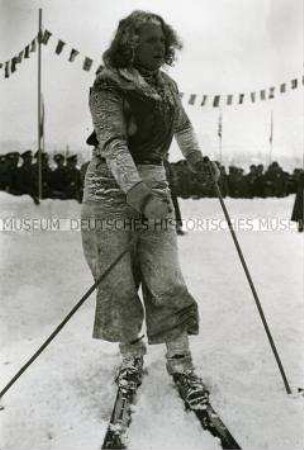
[{"xmin": 0, "ymin": 192, "xmax": 303, "ymax": 450}]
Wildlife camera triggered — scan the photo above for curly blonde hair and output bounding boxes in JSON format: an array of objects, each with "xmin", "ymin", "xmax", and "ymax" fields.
[{"xmin": 103, "ymin": 10, "xmax": 182, "ymax": 69}]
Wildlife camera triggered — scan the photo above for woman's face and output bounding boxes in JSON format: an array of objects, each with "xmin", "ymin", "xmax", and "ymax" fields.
[{"xmin": 134, "ymin": 23, "xmax": 166, "ymax": 71}]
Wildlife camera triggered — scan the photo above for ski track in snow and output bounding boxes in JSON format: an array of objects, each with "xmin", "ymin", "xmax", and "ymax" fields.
[{"xmin": 0, "ymin": 192, "xmax": 303, "ymax": 450}]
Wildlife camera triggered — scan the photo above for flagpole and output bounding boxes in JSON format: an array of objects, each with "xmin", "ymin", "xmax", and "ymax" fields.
[
  {"xmin": 38, "ymin": 8, "xmax": 43, "ymax": 199},
  {"xmin": 269, "ymin": 110, "xmax": 273, "ymax": 166},
  {"xmin": 218, "ymin": 110, "xmax": 223, "ymax": 164}
]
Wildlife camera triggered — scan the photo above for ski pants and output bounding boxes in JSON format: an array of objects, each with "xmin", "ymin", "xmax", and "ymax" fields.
[{"xmin": 81, "ymin": 163, "xmax": 199, "ymax": 344}]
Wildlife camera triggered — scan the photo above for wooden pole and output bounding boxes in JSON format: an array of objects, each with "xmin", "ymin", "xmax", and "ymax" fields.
[
  {"xmin": 38, "ymin": 8, "xmax": 43, "ymax": 199},
  {"xmin": 218, "ymin": 110, "xmax": 223, "ymax": 164},
  {"xmin": 269, "ymin": 110, "xmax": 273, "ymax": 166}
]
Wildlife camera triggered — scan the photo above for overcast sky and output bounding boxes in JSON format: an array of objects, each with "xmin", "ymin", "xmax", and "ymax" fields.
[{"xmin": 0, "ymin": 0, "xmax": 303, "ymax": 166}]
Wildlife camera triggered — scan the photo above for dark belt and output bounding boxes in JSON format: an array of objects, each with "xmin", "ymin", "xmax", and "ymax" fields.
[
  {"xmin": 97, "ymin": 156, "xmax": 163, "ymax": 166},
  {"xmin": 135, "ymin": 159, "xmax": 163, "ymax": 166}
]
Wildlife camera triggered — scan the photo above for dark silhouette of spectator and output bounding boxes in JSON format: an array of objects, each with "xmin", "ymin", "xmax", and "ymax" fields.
[
  {"xmin": 51, "ymin": 154, "xmax": 68, "ymax": 199},
  {"xmin": 17, "ymin": 150, "xmax": 40, "ymax": 204},
  {"xmin": 291, "ymin": 170, "xmax": 304, "ymax": 232},
  {"xmin": 65, "ymin": 155, "xmax": 82, "ymax": 202},
  {"xmin": 4, "ymin": 152, "xmax": 20, "ymax": 195},
  {"xmin": 0, "ymin": 154, "xmax": 8, "ymax": 191},
  {"xmin": 228, "ymin": 166, "xmax": 245, "ymax": 197},
  {"xmin": 32, "ymin": 151, "xmax": 52, "ymax": 198},
  {"xmin": 263, "ymin": 162, "xmax": 288, "ymax": 197},
  {"xmin": 217, "ymin": 164, "xmax": 228, "ymax": 197}
]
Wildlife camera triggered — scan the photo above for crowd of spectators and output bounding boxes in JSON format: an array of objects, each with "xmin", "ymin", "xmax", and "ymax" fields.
[
  {"xmin": 171, "ymin": 160, "xmax": 303, "ymax": 199},
  {"xmin": 0, "ymin": 150, "xmax": 83, "ymax": 204},
  {"xmin": 0, "ymin": 150, "xmax": 303, "ymax": 203}
]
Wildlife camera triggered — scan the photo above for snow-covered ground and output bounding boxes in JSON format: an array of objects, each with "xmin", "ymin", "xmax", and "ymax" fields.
[{"xmin": 0, "ymin": 192, "xmax": 303, "ymax": 450}]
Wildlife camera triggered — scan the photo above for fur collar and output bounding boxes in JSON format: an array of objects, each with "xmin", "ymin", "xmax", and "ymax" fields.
[{"xmin": 93, "ymin": 66, "xmax": 174, "ymax": 102}]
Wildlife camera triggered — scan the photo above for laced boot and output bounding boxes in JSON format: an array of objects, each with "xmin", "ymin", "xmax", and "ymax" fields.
[
  {"xmin": 173, "ymin": 369, "xmax": 210, "ymax": 410},
  {"xmin": 116, "ymin": 355, "xmax": 144, "ymax": 393}
]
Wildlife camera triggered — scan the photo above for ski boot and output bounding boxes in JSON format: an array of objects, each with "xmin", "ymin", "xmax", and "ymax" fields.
[
  {"xmin": 116, "ymin": 355, "xmax": 144, "ymax": 393},
  {"xmin": 173, "ymin": 369, "xmax": 210, "ymax": 411}
]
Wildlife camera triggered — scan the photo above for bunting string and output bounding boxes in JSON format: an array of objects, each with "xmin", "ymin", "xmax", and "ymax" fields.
[{"xmin": 1, "ymin": 28, "xmax": 303, "ymax": 108}]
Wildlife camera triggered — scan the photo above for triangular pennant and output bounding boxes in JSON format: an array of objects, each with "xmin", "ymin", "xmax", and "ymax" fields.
[
  {"xmin": 227, "ymin": 95, "xmax": 233, "ymax": 105},
  {"xmin": 250, "ymin": 92, "xmax": 256, "ymax": 103},
  {"xmin": 69, "ymin": 48, "xmax": 79, "ymax": 62},
  {"xmin": 188, "ymin": 94, "xmax": 197, "ymax": 105},
  {"xmin": 11, "ymin": 57, "xmax": 18, "ymax": 73},
  {"xmin": 201, "ymin": 95, "xmax": 208, "ymax": 106},
  {"xmin": 24, "ymin": 45, "xmax": 30, "ymax": 58},
  {"xmin": 5, "ymin": 61, "xmax": 10, "ymax": 78},
  {"xmin": 291, "ymin": 79, "xmax": 298, "ymax": 89},
  {"xmin": 55, "ymin": 39, "xmax": 66, "ymax": 55},
  {"xmin": 280, "ymin": 83, "xmax": 286, "ymax": 93},
  {"xmin": 30, "ymin": 38, "xmax": 37, "ymax": 53},
  {"xmin": 213, "ymin": 95, "xmax": 220, "ymax": 107},
  {"xmin": 269, "ymin": 87, "xmax": 275, "ymax": 99},
  {"xmin": 83, "ymin": 56, "xmax": 93, "ymax": 71},
  {"xmin": 260, "ymin": 90, "xmax": 266, "ymax": 100},
  {"xmin": 18, "ymin": 50, "xmax": 24, "ymax": 62},
  {"xmin": 239, "ymin": 93, "xmax": 245, "ymax": 104},
  {"xmin": 41, "ymin": 29, "xmax": 52, "ymax": 45},
  {"xmin": 218, "ymin": 113, "xmax": 222, "ymax": 138}
]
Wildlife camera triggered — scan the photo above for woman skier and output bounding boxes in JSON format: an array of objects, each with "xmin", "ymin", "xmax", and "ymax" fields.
[{"xmin": 81, "ymin": 10, "xmax": 220, "ymax": 410}]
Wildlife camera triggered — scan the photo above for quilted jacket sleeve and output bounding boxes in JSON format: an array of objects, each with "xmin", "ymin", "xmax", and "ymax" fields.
[
  {"xmin": 172, "ymin": 81, "xmax": 204, "ymax": 167},
  {"xmin": 89, "ymin": 84, "xmax": 142, "ymax": 193}
]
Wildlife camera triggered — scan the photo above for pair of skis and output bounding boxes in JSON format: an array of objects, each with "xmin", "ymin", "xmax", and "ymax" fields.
[{"xmin": 102, "ymin": 376, "xmax": 241, "ymax": 449}]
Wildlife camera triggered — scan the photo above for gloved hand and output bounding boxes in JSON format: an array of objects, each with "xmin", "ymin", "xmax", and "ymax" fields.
[
  {"xmin": 192, "ymin": 156, "xmax": 220, "ymax": 185},
  {"xmin": 127, "ymin": 182, "xmax": 172, "ymax": 219}
]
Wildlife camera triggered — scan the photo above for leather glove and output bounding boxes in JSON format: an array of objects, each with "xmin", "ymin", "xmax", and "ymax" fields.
[
  {"xmin": 192, "ymin": 156, "xmax": 220, "ymax": 185},
  {"xmin": 127, "ymin": 182, "xmax": 172, "ymax": 219}
]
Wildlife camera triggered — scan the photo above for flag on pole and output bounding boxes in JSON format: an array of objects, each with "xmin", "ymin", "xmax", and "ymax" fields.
[
  {"xmin": 218, "ymin": 111, "xmax": 223, "ymax": 138},
  {"xmin": 40, "ymin": 95, "xmax": 45, "ymax": 139},
  {"xmin": 269, "ymin": 111, "xmax": 273, "ymax": 145}
]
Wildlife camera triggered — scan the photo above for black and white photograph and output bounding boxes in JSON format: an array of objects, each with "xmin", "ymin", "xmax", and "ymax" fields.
[{"xmin": 0, "ymin": 1, "xmax": 303, "ymax": 449}]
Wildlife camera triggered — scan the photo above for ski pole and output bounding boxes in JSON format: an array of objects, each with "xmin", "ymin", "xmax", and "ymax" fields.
[
  {"xmin": 0, "ymin": 239, "xmax": 136, "ymax": 400},
  {"xmin": 204, "ymin": 158, "xmax": 292, "ymax": 395}
]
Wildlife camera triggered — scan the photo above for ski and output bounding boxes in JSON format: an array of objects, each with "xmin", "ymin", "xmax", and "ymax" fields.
[
  {"xmin": 192, "ymin": 403, "xmax": 241, "ymax": 449},
  {"xmin": 102, "ymin": 385, "xmax": 138, "ymax": 449},
  {"xmin": 102, "ymin": 357, "xmax": 144, "ymax": 449},
  {"xmin": 173, "ymin": 377, "xmax": 241, "ymax": 449}
]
